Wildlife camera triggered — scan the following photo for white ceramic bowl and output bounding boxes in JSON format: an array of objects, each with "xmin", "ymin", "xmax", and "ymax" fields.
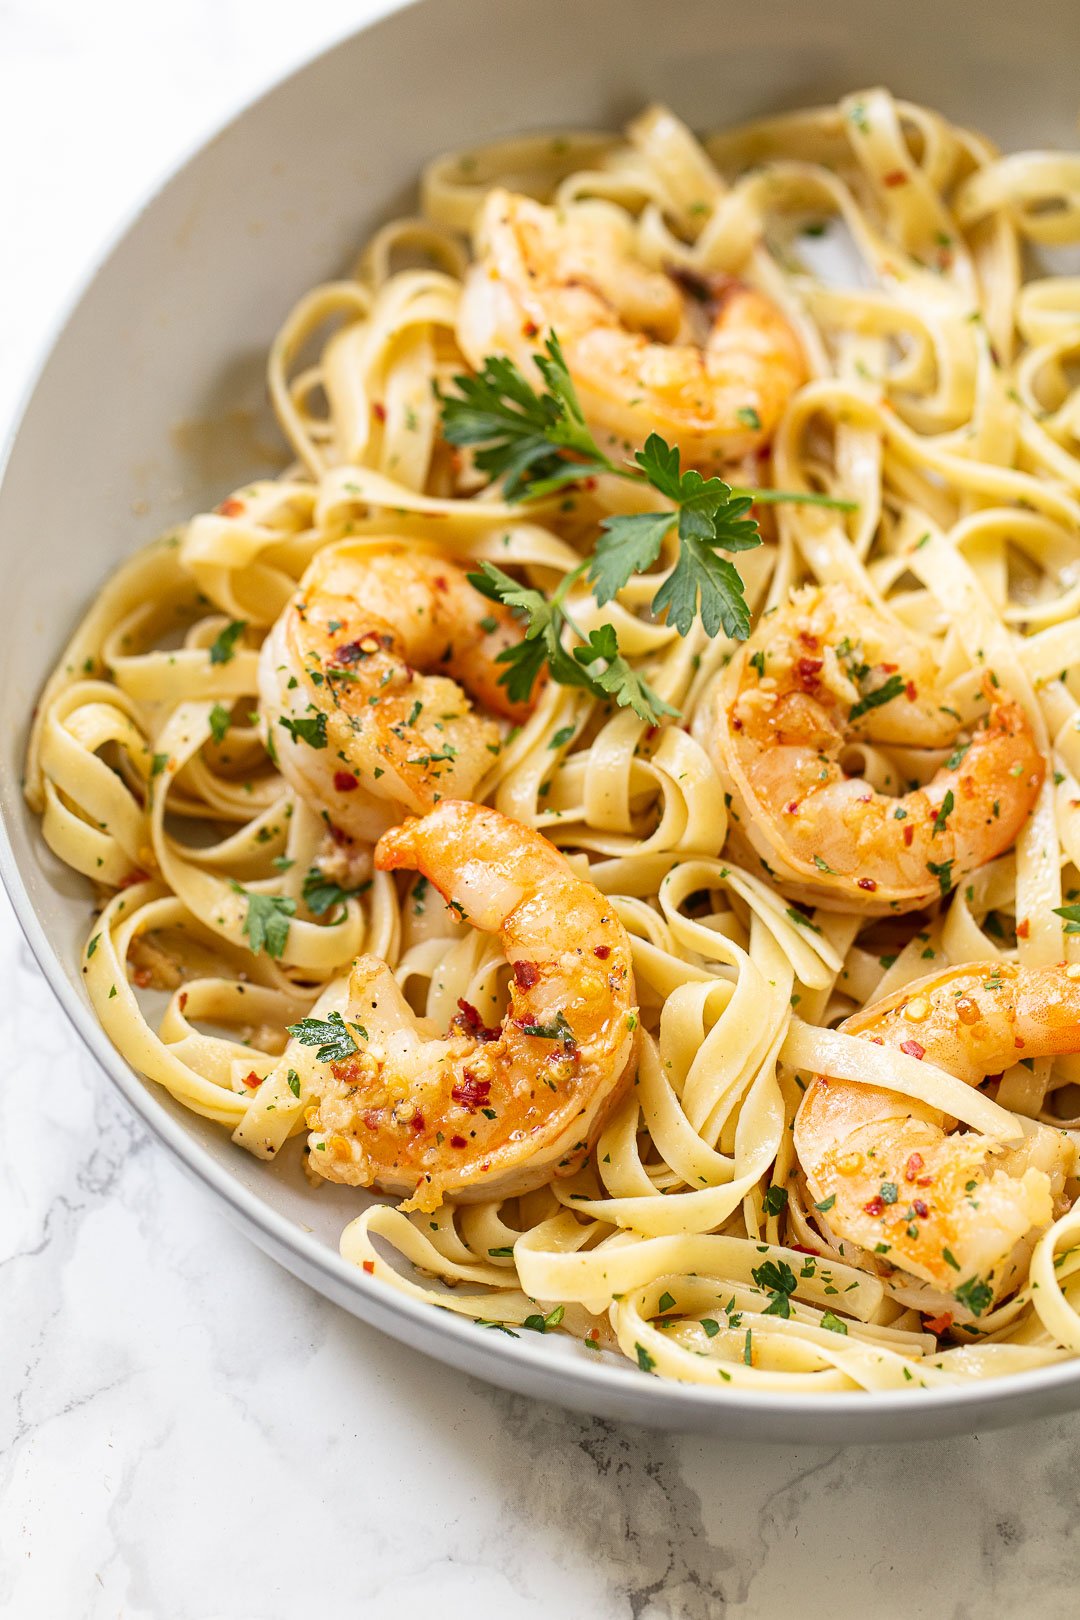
[{"xmin": 4, "ymin": 0, "xmax": 1080, "ymax": 1442}]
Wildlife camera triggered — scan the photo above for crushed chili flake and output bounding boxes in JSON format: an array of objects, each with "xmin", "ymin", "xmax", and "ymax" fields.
[
  {"xmin": 858, "ymin": 877, "xmax": 877, "ymax": 892},
  {"xmin": 905, "ymin": 680, "xmax": 918, "ymax": 702},
  {"xmin": 449, "ymin": 1135, "xmax": 467, "ymax": 1149},
  {"xmin": 905, "ymin": 1152, "xmax": 924, "ymax": 1181},
  {"xmin": 242, "ymin": 1070, "xmax": 262, "ymax": 1088},
  {"xmin": 513, "ymin": 959, "xmax": 540, "ymax": 989},
  {"xmin": 924, "ymin": 1311, "xmax": 952, "ymax": 1335},
  {"xmin": 333, "ymin": 770, "xmax": 359, "ymax": 792},
  {"xmin": 1016, "ymin": 918, "xmax": 1030, "ymax": 939},
  {"xmin": 883, "ymin": 168, "xmax": 909, "ymax": 187},
  {"xmin": 796, "ymin": 655, "xmax": 823, "ymax": 688},
  {"xmin": 362, "ymin": 1259, "xmax": 375, "ymax": 1274},
  {"xmin": 118, "ymin": 869, "xmax": 150, "ymax": 889},
  {"xmin": 409, "ymin": 1109, "xmax": 425, "ymax": 1132},
  {"xmin": 215, "ymin": 497, "xmax": 245, "ymax": 517},
  {"xmin": 903, "ymin": 824, "xmax": 914, "ymax": 847},
  {"xmin": 593, "ymin": 945, "xmax": 611, "ymax": 959},
  {"xmin": 523, "ymin": 320, "xmax": 539, "ymax": 338},
  {"xmin": 178, "ymin": 991, "xmax": 188, "ymax": 1012},
  {"xmin": 453, "ymin": 998, "xmax": 500, "ymax": 1041},
  {"xmin": 864, "ymin": 1195, "xmax": 885, "ymax": 1216},
  {"xmin": 900, "ymin": 1039, "xmax": 926, "ymax": 1060},
  {"xmin": 912, "ymin": 1198, "xmax": 929, "ymax": 1218},
  {"xmin": 785, "ymin": 799, "xmax": 800, "ymax": 814},
  {"xmin": 373, "ymin": 401, "xmax": 386, "ymax": 423},
  {"xmin": 451, "ymin": 1074, "xmax": 492, "ymax": 1111},
  {"xmin": 132, "ymin": 966, "xmax": 153, "ymax": 989}
]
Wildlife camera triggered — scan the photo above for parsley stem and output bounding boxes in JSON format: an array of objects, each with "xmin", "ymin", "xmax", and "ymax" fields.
[{"xmin": 733, "ymin": 488, "xmax": 858, "ymax": 512}]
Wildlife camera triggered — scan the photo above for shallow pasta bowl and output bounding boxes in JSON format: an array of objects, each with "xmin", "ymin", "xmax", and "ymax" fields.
[{"xmin": 3, "ymin": 0, "xmax": 1080, "ymax": 1442}]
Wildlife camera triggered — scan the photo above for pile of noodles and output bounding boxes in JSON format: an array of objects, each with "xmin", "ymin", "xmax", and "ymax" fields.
[{"xmin": 26, "ymin": 89, "xmax": 1080, "ymax": 1392}]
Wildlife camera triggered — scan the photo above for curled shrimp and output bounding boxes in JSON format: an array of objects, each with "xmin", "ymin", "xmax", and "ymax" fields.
[
  {"xmin": 258, "ymin": 542, "xmax": 533, "ymax": 843},
  {"xmin": 700, "ymin": 583, "xmax": 1044, "ymax": 912},
  {"xmin": 297, "ymin": 800, "xmax": 639, "ymax": 1209},
  {"xmin": 456, "ymin": 189, "xmax": 806, "ymax": 469},
  {"xmin": 794, "ymin": 963, "xmax": 1078, "ymax": 1317}
]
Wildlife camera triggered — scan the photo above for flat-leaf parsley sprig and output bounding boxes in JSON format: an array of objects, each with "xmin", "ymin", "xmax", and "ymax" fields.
[
  {"xmin": 468, "ymin": 560, "xmax": 677, "ymax": 728},
  {"xmin": 439, "ymin": 332, "xmax": 855, "ymax": 643}
]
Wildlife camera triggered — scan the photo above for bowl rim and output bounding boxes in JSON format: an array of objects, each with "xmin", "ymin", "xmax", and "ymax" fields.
[{"xmin": 4, "ymin": 0, "xmax": 1080, "ymax": 1432}]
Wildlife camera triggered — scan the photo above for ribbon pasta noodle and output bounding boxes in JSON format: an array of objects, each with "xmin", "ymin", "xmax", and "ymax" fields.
[{"xmin": 26, "ymin": 89, "xmax": 1080, "ymax": 1394}]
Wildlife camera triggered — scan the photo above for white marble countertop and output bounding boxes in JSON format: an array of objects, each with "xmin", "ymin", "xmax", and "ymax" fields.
[{"xmin": 2, "ymin": 3, "xmax": 1079, "ymax": 1614}]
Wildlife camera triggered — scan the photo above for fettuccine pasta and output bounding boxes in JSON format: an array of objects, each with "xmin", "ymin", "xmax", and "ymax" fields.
[{"xmin": 27, "ymin": 89, "xmax": 1080, "ymax": 1394}]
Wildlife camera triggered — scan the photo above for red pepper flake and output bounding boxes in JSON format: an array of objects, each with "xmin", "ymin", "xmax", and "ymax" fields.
[
  {"xmin": 1014, "ymin": 1036, "xmax": 1025, "ymax": 1049},
  {"xmin": 513, "ymin": 959, "xmax": 540, "ymax": 989},
  {"xmin": 905, "ymin": 1152, "xmax": 924, "ymax": 1181},
  {"xmin": 593, "ymin": 945, "xmax": 611, "ymax": 960},
  {"xmin": 881, "ymin": 663, "xmax": 899, "ymax": 674},
  {"xmin": 916, "ymin": 1175, "xmax": 933, "ymax": 1187},
  {"xmin": 215, "ymin": 497, "xmax": 245, "ymax": 517},
  {"xmin": 732, "ymin": 716, "xmax": 743, "ymax": 732},
  {"xmin": 789, "ymin": 1243, "xmax": 820, "ymax": 1256},
  {"xmin": 785, "ymin": 799, "xmax": 800, "ymax": 814},
  {"xmin": 362, "ymin": 1259, "xmax": 375, "ymax": 1275},
  {"xmin": 373, "ymin": 401, "xmax": 386, "ymax": 423},
  {"xmin": 242, "ymin": 1070, "xmax": 262, "ymax": 1088},
  {"xmin": 924, "ymin": 1311, "xmax": 952, "ymax": 1336},
  {"xmin": 864, "ymin": 1195, "xmax": 885, "ymax": 1216},
  {"xmin": 132, "ymin": 966, "xmax": 152, "ymax": 989},
  {"xmin": 858, "ymin": 877, "xmax": 877, "ymax": 892},
  {"xmin": 796, "ymin": 655, "xmax": 824, "ymax": 689},
  {"xmin": 523, "ymin": 320, "xmax": 539, "ymax": 338},
  {"xmin": 900, "ymin": 1039, "xmax": 926, "ymax": 1060},
  {"xmin": 453, "ymin": 999, "xmax": 500, "ymax": 1042},
  {"xmin": 333, "ymin": 770, "xmax": 359, "ymax": 792},
  {"xmin": 178, "ymin": 991, "xmax": 188, "ymax": 1012},
  {"xmin": 118, "ymin": 869, "xmax": 150, "ymax": 889},
  {"xmin": 912, "ymin": 1199, "xmax": 929, "ymax": 1218},
  {"xmin": 903, "ymin": 824, "xmax": 914, "ymax": 847},
  {"xmin": 1016, "ymin": 918, "xmax": 1030, "ymax": 939},
  {"xmin": 883, "ymin": 168, "xmax": 909, "ymax": 187},
  {"xmin": 905, "ymin": 680, "xmax": 918, "ymax": 702},
  {"xmin": 363, "ymin": 1109, "xmax": 381, "ymax": 1130},
  {"xmin": 451, "ymin": 1074, "xmax": 492, "ymax": 1111},
  {"xmin": 409, "ymin": 1109, "xmax": 425, "ymax": 1132},
  {"xmin": 450, "ymin": 1135, "xmax": 467, "ymax": 1149}
]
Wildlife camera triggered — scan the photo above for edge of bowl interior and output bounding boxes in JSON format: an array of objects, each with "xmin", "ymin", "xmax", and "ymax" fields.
[{"xmin": 4, "ymin": 0, "xmax": 1080, "ymax": 1442}]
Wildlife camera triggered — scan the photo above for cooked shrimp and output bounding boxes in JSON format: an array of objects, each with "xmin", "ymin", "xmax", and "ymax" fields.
[
  {"xmin": 701, "ymin": 583, "xmax": 1044, "ymax": 912},
  {"xmin": 259, "ymin": 542, "xmax": 534, "ymax": 843},
  {"xmin": 298, "ymin": 800, "xmax": 638, "ymax": 1209},
  {"xmin": 794, "ymin": 963, "xmax": 1078, "ymax": 1315},
  {"xmin": 456, "ymin": 188, "xmax": 806, "ymax": 470}
]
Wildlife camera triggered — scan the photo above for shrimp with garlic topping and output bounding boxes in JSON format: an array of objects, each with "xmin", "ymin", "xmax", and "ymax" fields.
[
  {"xmin": 457, "ymin": 189, "xmax": 806, "ymax": 471},
  {"xmin": 794, "ymin": 963, "xmax": 1077, "ymax": 1319},
  {"xmin": 700, "ymin": 582, "xmax": 1044, "ymax": 912},
  {"xmin": 293, "ymin": 800, "xmax": 639, "ymax": 1210},
  {"xmin": 258, "ymin": 541, "xmax": 535, "ymax": 844}
]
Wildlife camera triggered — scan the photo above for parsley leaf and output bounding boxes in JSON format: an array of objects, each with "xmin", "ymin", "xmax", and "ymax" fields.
[
  {"xmin": 819, "ymin": 1310, "xmax": 848, "ymax": 1335},
  {"xmin": 954, "ymin": 1276, "xmax": 994, "ymax": 1317},
  {"xmin": 230, "ymin": 882, "xmax": 296, "ymax": 958},
  {"xmin": 763, "ymin": 1186, "xmax": 789, "ymax": 1216},
  {"xmin": 751, "ymin": 1258, "xmax": 799, "ymax": 1318},
  {"xmin": 278, "ymin": 710, "xmax": 328, "ymax": 749},
  {"xmin": 849, "ymin": 672, "xmax": 905, "ymax": 723},
  {"xmin": 286, "ymin": 1010, "xmax": 362, "ymax": 1063},
  {"xmin": 438, "ymin": 333, "xmax": 606, "ymax": 498},
  {"xmin": 469, "ymin": 562, "xmax": 674, "ymax": 725},
  {"xmin": 1053, "ymin": 903, "xmax": 1080, "ymax": 935},
  {"xmin": 591, "ymin": 436, "xmax": 759, "ymax": 639},
  {"xmin": 302, "ymin": 867, "xmax": 370, "ymax": 917},
  {"xmin": 208, "ymin": 702, "xmax": 231, "ymax": 745},
  {"xmin": 209, "ymin": 620, "xmax": 247, "ymax": 665}
]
